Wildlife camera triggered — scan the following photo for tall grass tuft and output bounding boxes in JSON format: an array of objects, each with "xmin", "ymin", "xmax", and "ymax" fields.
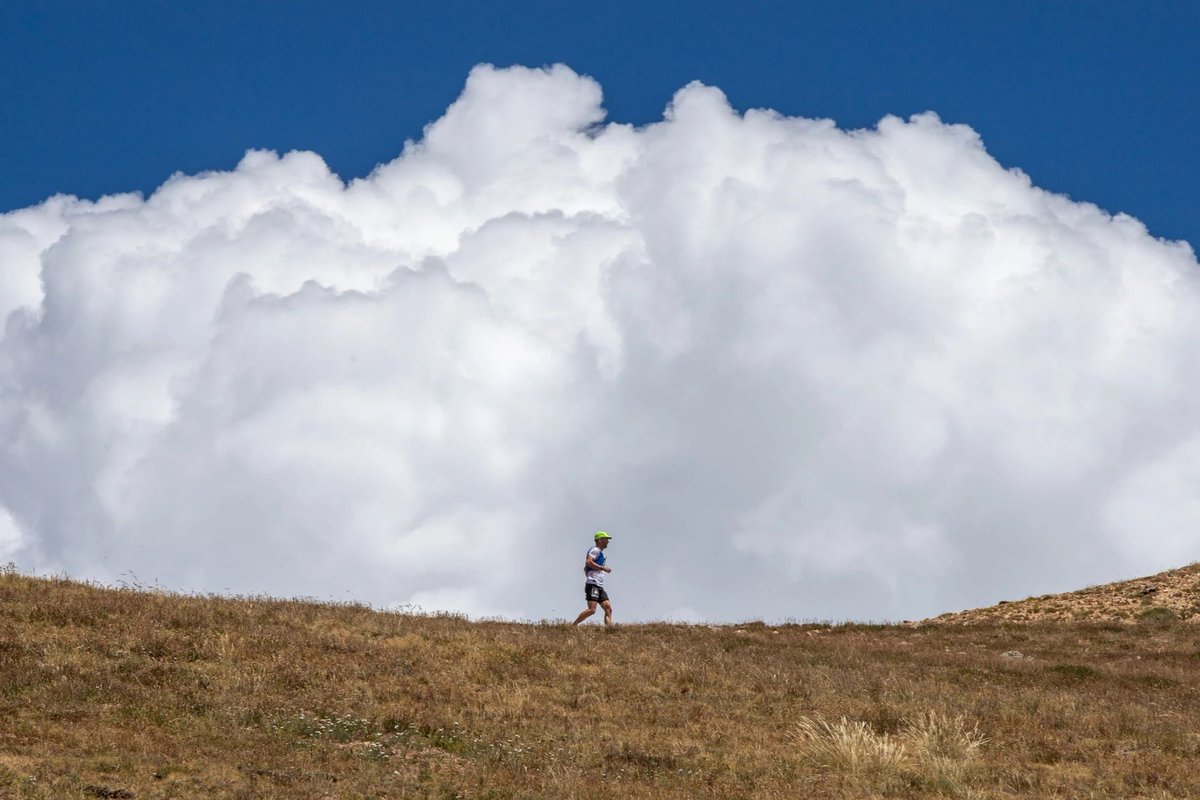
[
  {"xmin": 788, "ymin": 715, "xmax": 907, "ymax": 785},
  {"xmin": 901, "ymin": 711, "xmax": 988, "ymax": 794},
  {"xmin": 902, "ymin": 711, "xmax": 988, "ymax": 761},
  {"xmin": 790, "ymin": 712, "xmax": 989, "ymax": 795}
]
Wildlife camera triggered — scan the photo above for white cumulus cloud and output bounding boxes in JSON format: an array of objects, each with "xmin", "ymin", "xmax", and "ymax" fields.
[{"xmin": 1, "ymin": 64, "xmax": 1197, "ymax": 621}]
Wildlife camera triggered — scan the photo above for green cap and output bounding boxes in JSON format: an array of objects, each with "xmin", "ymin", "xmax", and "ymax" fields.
[{"xmin": 594, "ymin": 531, "xmax": 612, "ymax": 540}]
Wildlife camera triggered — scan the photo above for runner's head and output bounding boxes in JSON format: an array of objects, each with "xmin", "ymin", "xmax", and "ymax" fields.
[{"xmin": 594, "ymin": 530, "xmax": 612, "ymax": 548}]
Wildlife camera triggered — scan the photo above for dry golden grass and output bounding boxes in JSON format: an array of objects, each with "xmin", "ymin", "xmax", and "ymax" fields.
[
  {"xmin": 789, "ymin": 711, "xmax": 987, "ymax": 795},
  {"xmin": 2, "ymin": 566, "xmax": 1200, "ymax": 798}
]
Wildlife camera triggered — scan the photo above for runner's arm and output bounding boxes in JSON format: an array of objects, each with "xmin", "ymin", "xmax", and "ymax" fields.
[{"xmin": 585, "ymin": 555, "xmax": 612, "ymax": 573}]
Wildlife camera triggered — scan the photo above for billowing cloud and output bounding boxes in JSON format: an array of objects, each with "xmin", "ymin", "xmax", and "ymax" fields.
[{"xmin": 2, "ymin": 64, "xmax": 1197, "ymax": 621}]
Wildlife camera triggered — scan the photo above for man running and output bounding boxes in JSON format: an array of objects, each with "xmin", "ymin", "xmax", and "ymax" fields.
[{"xmin": 573, "ymin": 531, "xmax": 613, "ymax": 626}]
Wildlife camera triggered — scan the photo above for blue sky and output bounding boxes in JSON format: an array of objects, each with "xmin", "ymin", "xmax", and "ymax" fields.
[{"xmin": 2, "ymin": 1, "xmax": 1198, "ymax": 247}]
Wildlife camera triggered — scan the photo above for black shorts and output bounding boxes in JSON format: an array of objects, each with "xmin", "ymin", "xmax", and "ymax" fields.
[{"xmin": 584, "ymin": 583, "xmax": 609, "ymax": 604}]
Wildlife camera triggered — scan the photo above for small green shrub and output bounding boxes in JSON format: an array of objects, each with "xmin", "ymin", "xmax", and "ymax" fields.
[
  {"xmin": 1137, "ymin": 607, "xmax": 1179, "ymax": 624},
  {"xmin": 1048, "ymin": 663, "xmax": 1100, "ymax": 681}
]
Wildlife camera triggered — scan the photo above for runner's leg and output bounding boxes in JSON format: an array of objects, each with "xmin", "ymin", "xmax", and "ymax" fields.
[{"xmin": 573, "ymin": 600, "xmax": 598, "ymax": 625}]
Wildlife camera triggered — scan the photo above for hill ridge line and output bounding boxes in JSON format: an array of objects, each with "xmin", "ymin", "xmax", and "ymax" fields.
[{"xmin": 929, "ymin": 561, "xmax": 1200, "ymax": 624}]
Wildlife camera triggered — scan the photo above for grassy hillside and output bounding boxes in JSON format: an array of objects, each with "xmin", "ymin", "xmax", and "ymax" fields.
[
  {"xmin": 932, "ymin": 563, "xmax": 1200, "ymax": 625},
  {"xmin": 2, "ymin": 568, "xmax": 1199, "ymax": 799}
]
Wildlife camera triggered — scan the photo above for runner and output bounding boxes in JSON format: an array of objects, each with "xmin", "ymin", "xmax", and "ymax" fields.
[{"xmin": 573, "ymin": 531, "xmax": 613, "ymax": 626}]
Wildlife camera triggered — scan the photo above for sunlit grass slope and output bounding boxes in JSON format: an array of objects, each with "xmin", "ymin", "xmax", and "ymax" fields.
[
  {"xmin": 2, "ymin": 568, "xmax": 1199, "ymax": 799},
  {"xmin": 933, "ymin": 562, "xmax": 1200, "ymax": 625}
]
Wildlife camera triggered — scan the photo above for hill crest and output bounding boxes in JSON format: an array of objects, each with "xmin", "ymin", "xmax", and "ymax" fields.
[{"xmin": 929, "ymin": 562, "xmax": 1200, "ymax": 624}]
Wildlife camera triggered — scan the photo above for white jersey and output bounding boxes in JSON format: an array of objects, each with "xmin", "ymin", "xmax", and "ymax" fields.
[{"xmin": 584, "ymin": 546, "xmax": 607, "ymax": 586}]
